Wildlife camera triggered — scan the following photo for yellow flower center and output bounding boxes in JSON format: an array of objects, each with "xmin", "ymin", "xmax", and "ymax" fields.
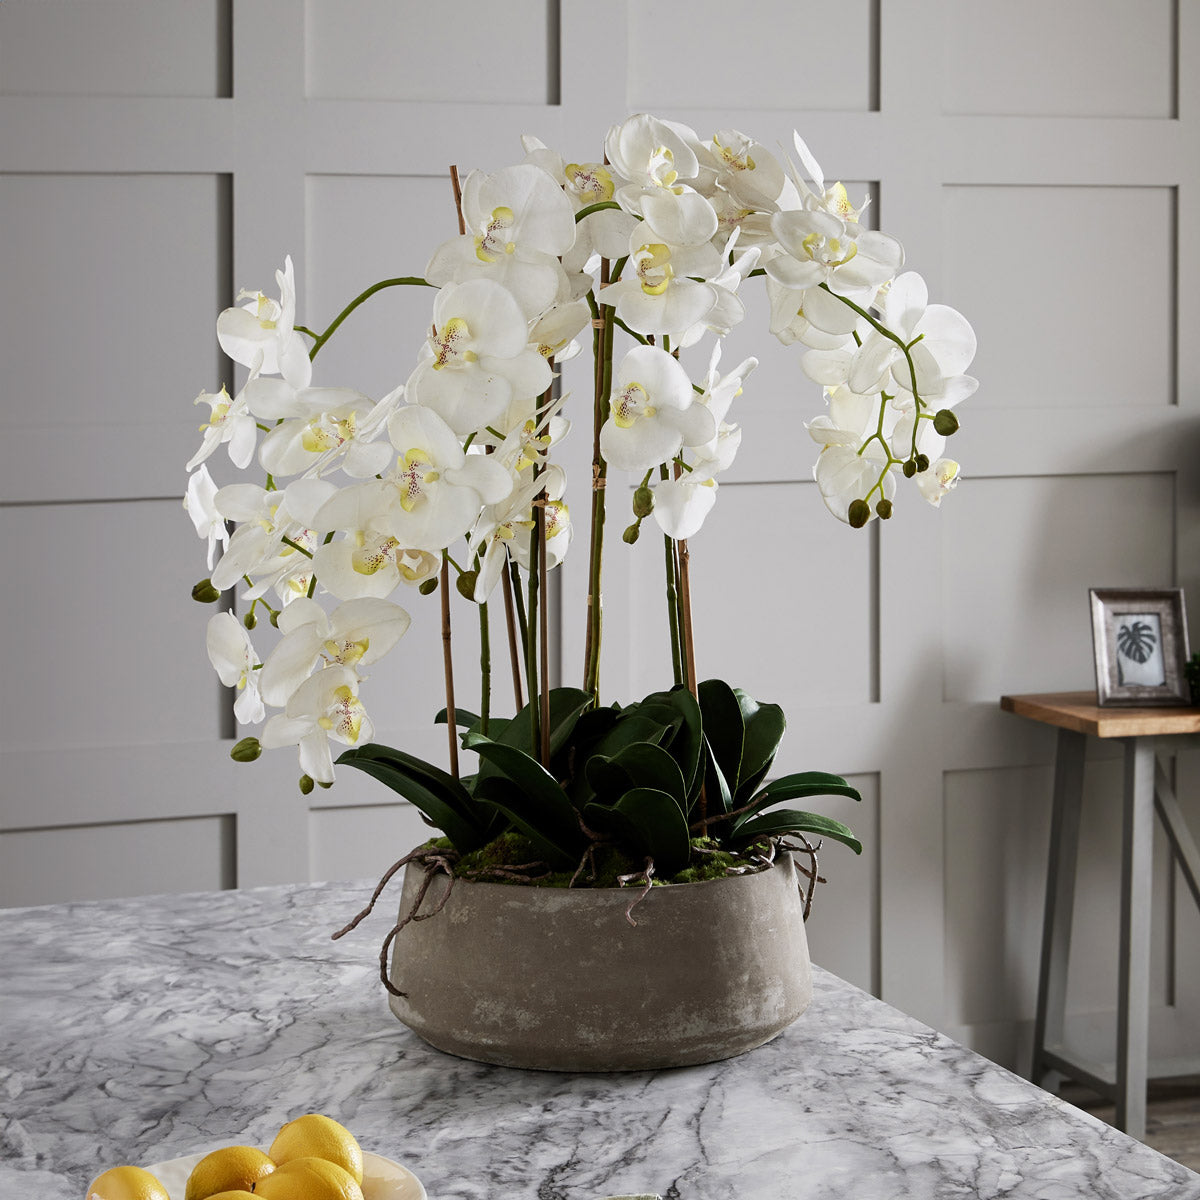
[
  {"xmin": 397, "ymin": 448, "xmax": 439, "ymax": 512},
  {"xmin": 800, "ymin": 233, "xmax": 858, "ymax": 269},
  {"xmin": 475, "ymin": 205, "xmax": 517, "ymax": 262},
  {"xmin": 323, "ymin": 636, "xmax": 369, "ymax": 667},
  {"xmin": 352, "ymin": 535, "xmax": 401, "ymax": 576},
  {"xmin": 565, "ymin": 162, "xmax": 615, "ymax": 203},
  {"xmin": 713, "ymin": 136, "xmax": 755, "ymax": 173},
  {"xmin": 431, "ymin": 317, "xmax": 478, "ymax": 369},
  {"xmin": 634, "ymin": 243, "xmax": 673, "ymax": 296},
  {"xmin": 614, "ymin": 382, "xmax": 655, "ymax": 428}
]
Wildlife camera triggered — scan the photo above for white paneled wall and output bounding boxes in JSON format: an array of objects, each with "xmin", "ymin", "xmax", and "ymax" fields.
[{"xmin": 3, "ymin": 0, "xmax": 1199, "ymax": 1074}]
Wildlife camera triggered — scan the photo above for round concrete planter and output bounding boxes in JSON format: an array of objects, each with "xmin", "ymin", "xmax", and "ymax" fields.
[{"xmin": 386, "ymin": 851, "xmax": 812, "ymax": 1071}]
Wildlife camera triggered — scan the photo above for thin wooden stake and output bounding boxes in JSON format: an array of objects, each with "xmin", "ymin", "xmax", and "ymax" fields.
[
  {"xmin": 537, "ymin": 497, "xmax": 551, "ymax": 768},
  {"xmin": 501, "ymin": 568, "xmax": 525, "ymax": 711}
]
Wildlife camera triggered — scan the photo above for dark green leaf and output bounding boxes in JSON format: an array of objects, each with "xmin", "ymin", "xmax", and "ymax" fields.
[
  {"xmin": 698, "ymin": 679, "xmax": 745, "ymax": 795},
  {"xmin": 474, "ymin": 777, "xmax": 580, "ymax": 869},
  {"xmin": 463, "ymin": 733, "xmax": 582, "ymax": 854},
  {"xmin": 730, "ymin": 808, "xmax": 862, "ymax": 855},
  {"xmin": 433, "ymin": 707, "xmax": 482, "ymax": 730},
  {"xmin": 585, "ymin": 786, "xmax": 692, "ymax": 876},
  {"xmin": 636, "ymin": 688, "xmax": 703, "ymax": 798},
  {"xmin": 733, "ymin": 691, "xmax": 786, "ymax": 805},
  {"xmin": 567, "ymin": 716, "xmax": 673, "ymax": 807},
  {"xmin": 608, "ymin": 742, "xmax": 688, "ymax": 810},
  {"xmin": 336, "ymin": 748, "xmax": 487, "ymax": 853}
]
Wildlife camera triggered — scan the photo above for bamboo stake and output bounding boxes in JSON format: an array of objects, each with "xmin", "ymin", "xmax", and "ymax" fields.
[
  {"xmin": 435, "ymin": 164, "xmax": 470, "ymax": 780},
  {"xmin": 537, "ymin": 497, "xmax": 551, "ymax": 767},
  {"xmin": 583, "ymin": 255, "xmax": 610, "ymax": 697},
  {"xmin": 500, "ymin": 570, "xmax": 525, "ymax": 710}
]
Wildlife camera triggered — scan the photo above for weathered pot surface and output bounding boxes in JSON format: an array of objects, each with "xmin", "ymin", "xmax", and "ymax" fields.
[{"xmin": 387, "ymin": 851, "xmax": 812, "ymax": 1071}]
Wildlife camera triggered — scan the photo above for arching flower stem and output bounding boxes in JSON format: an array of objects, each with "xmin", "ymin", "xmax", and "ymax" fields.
[{"xmin": 307, "ymin": 277, "xmax": 434, "ymax": 362}]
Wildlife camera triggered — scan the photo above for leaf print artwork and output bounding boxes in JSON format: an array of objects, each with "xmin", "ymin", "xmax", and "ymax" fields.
[
  {"xmin": 1116, "ymin": 614, "xmax": 1166, "ymax": 687},
  {"xmin": 1117, "ymin": 620, "xmax": 1157, "ymax": 664}
]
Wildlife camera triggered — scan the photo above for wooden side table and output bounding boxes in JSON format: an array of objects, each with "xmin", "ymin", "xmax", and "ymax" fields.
[{"xmin": 1001, "ymin": 691, "xmax": 1200, "ymax": 1139}]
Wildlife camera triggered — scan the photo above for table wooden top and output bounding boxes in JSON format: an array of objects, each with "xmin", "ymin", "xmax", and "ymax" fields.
[{"xmin": 1001, "ymin": 691, "xmax": 1200, "ymax": 738}]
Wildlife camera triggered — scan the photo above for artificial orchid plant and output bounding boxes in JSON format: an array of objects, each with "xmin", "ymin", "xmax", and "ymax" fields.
[{"xmin": 186, "ymin": 114, "xmax": 976, "ymax": 889}]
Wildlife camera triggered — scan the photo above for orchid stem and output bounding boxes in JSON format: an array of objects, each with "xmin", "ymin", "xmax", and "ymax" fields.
[
  {"xmin": 307, "ymin": 277, "xmax": 433, "ymax": 361},
  {"xmin": 478, "ymin": 601, "xmax": 491, "ymax": 737},
  {"xmin": 439, "ymin": 552, "xmax": 459, "ymax": 780},
  {"xmin": 501, "ymin": 560, "xmax": 525, "ymax": 711}
]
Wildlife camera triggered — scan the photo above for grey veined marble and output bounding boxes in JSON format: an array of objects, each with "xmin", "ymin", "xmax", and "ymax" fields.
[{"xmin": 2, "ymin": 880, "xmax": 1197, "ymax": 1199}]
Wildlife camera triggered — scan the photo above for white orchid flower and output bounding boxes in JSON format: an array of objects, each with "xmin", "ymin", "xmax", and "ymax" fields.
[
  {"xmin": 765, "ymin": 277, "xmax": 859, "ymax": 349},
  {"xmin": 846, "ymin": 273, "xmax": 978, "ymax": 412},
  {"xmin": 248, "ymin": 379, "xmax": 391, "ymax": 479},
  {"xmin": 206, "ymin": 610, "xmax": 265, "ymax": 725},
  {"xmin": 767, "ymin": 205, "xmax": 903, "ymax": 295},
  {"xmin": 405, "ymin": 278, "xmax": 552, "ymax": 437},
  {"xmin": 184, "ymin": 464, "xmax": 229, "ymax": 570},
  {"xmin": 216, "ymin": 255, "xmax": 312, "ymax": 389},
  {"xmin": 260, "ymin": 663, "xmax": 373, "ymax": 784},
  {"xmin": 470, "ymin": 464, "xmax": 565, "ymax": 603},
  {"xmin": 259, "ymin": 596, "xmax": 411, "ymax": 707},
  {"xmin": 519, "ymin": 136, "xmax": 639, "ymax": 277},
  {"xmin": 529, "ymin": 298, "xmax": 590, "ymax": 364},
  {"xmin": 652, "ymin": 424, "xmax": 742, "ymax": 541},
  {"xmin": 676, "ymin": 234, "xmax": 761, "ymax": 348},
  {"xmin": 425, "ymin": 164, "xmax": 576, "ymax": 318},
  {"xmin": 602, "ymin": 234, "xmax": 722, "ymax": 340},
  {"xmin": 915, "ymin": 458, "xmax": 961, "ymax": 506},
  {"xmin": 814, "ymin": 441, "xmax": 895, "ymax": 525},
  {"xmin": 691, "ymin": 344, "xmax": 757, "ymax": 458},
  {"xmin": 600, "ymin": 345, "xmax": 716, "ymax": 473},
  {"xmin": 209, "ymin": 478, "xmax": 335, "ymax": 597},
  {"xmin": 186, "ymin": 383, "xmax": 257, "ymax": 472},
  {"xmin": 708, "ymin": 128, "xmax": 788, "ymax": 211}
]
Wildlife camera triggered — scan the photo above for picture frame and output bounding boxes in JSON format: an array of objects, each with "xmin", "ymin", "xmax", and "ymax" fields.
[{"xmin": 1089, "ymin": 587, "xmax": 1191, "ymax": 706}]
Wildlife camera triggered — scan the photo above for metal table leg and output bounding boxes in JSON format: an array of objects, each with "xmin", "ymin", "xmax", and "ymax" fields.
[
  {"xmin": 1031, "ymin": 728, "xmax": 1087, "ymax": 1085},
  {"xmin": 1115, "ymin": 738, "xmax": 1155, "ymax": 1139}
]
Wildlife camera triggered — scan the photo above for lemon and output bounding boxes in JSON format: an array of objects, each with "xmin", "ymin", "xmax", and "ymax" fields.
[
  {"xmin": 184, "ymin": 1145, "xmax": 275, "ymax": 1200},
  {"xmin": 253, "ymin": 1156, "xmax": 365, "ymax": 1200},
  {"xmin": 86, "ymin": 1165, "xmax": 171, "ymax": 1200},
  {"xmin": 200, "ymin": 1194, "xmax": 258, "ymax": 1200},
  {"xmin": 269, "ymin": 1114, "xmax": 364, "ymax": 1184}
]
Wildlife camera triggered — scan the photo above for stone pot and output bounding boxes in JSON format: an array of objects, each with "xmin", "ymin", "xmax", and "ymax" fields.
[{"xmin": 386, "ymin": 851, "xmax": 812, "ymax": 1071}]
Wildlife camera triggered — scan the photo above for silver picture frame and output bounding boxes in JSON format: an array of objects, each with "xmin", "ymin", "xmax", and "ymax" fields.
[{"xmin": 1089, "ymin": 587, "xmax": 1191, "ymax": 706}]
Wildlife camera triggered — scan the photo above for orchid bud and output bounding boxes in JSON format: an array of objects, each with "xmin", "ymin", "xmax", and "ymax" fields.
[
  {"xmin": 230, "ymin": 737, "xmax": 261, "ymax": 763},
  {"xmin": 876, "ymin": 499, "xmax": 893, "ymax": 520},
  {"xmin": 632, "ymin": 486, "xmax": 655, "ymax": 518},
  {"xmin": 622, "ymin": 522, "xmax": 640, "ymax": 544},
  {"xmin": 192, "ymin": 579, "xmax": 221, "ymax": 603},
  {"xmin": 933, "ymin": 409, "xmax": 959, "ymax": 436},
  {"xmin": 243, "ymin": 610, "xmax": 257, "ymax": 630},
  {"xmin": 316, "ymin": 779, "xmax": 333, "ymax": 789},
  {"xmin": 269, "ymin": 609, "xmax": 280, "ymax": 628},
  {"xmin": 299, "ymin": 774, "xmax": 315, "ymax": 795},
  {"xmin": 916, "ymin": 453, "xmax": 930, "ymax": 473},
  {"xmin": 847, "ymin": 499, "xmax": 870, "ymax": 528},
  {"xmin": 456, "ymin": 570, "xmax": 479, "ymax": 600},
  {"xmin": 902, "ymin": 459, "xmax": 917, "ymax": 478},
  {"xmin": 419, "ymin": 578, "xmax": 438, "ymax": 596}
]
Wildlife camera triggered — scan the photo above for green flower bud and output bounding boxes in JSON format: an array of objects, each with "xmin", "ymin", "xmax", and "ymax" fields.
[
  {"xmin": 316, "ymin": 779, "xmax": 333, "ymax": 789},
  {"xmin": 847, "ymin": 499, "xmax": 871, "ymax": 528},
  {"xmin": 243, "ymin": 610, "xmax": 257, "ymax": 630},
  {"xmin": 419, "ymin": 578, "xmax": 439, "ymax": 596},
  {"xmin": 299, "ymin": 774, "xmax": 315, "ymax": 795},
  {"xmin": 902, "ymin": 459, "xmax": 917, "ymax": 478},
  {"xmin": 269, "ymin": 608, "xmax": 280, "ymax": 628},
  {"xmin": 230, "ymin": 737, "xmax": 262, "ymax": 763},
  {"xmin": 192, "ymin": 579, "xmax": 221, "ymax": 603},
  {"xmin": 916, "ymin": 453, "xmax": 930, "ymax": 473},
  {"xmin": 933, "ymin": 408, "xmax": 959, "ymax": 436},
  {"xmin": 622, "ymin": 522, "xmax": 640, "ymax": 544},
  {"xmin": 456, "ymin": 569, "xmax": 479, "ymax": 600},
  {"xmin": 876, "ymin": 498, "xmax": 893, "ymax": 520},
  {"xmin": 632, "ymin": 486, "xmax": 655, "ymax": 518}
]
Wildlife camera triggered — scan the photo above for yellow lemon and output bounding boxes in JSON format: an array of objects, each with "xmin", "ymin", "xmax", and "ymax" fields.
[
  {"xmin": 253, "ymin": 1156, "xmax": 365, "ymax": 1200},
  {"xmin": 269, "ymin": 1114, "xmax": 364, "ymax": 1184},
  {"xmin": 184, "ymin": 1145, "xmax": 275, "ymax": 1200},
  {"xmin": 86, "ymin": 1165, "xmax": 170, "ymax": 1200},
  {"xmin": 200, "ymin": 1194, "xmax": 258, "ymax": 1200}
]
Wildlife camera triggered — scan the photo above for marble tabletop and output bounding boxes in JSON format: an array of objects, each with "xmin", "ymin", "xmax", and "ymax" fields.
[{"xmin": 2, "ymin": 880, "xmax": 1198, "ymax": 1200}]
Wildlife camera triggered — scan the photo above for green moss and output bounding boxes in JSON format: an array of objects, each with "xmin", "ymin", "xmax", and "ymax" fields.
[{"xmin": 450, "ymin": 833, "xmax": 770, "ymax": 888}]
